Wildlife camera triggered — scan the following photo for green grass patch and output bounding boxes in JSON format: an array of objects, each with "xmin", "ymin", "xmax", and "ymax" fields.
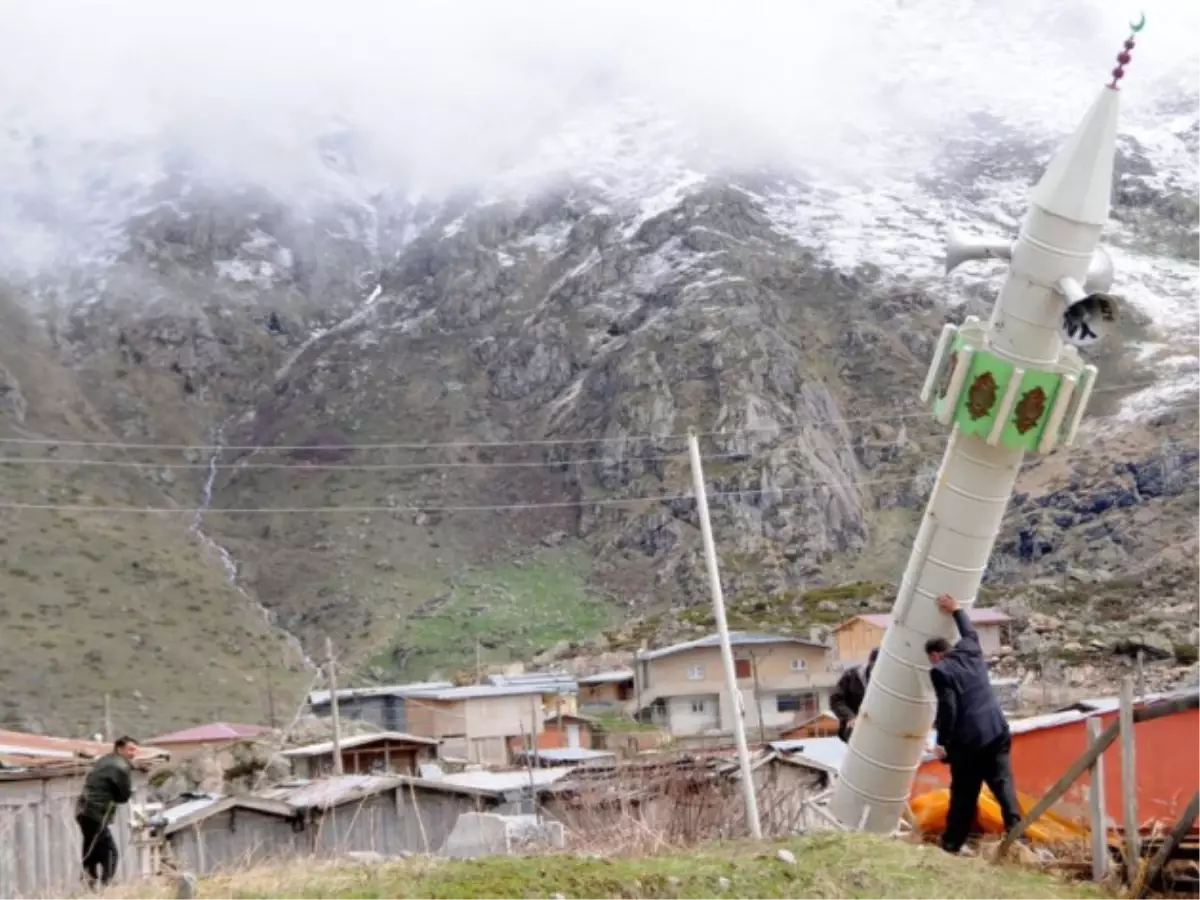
[
  {"xmin": 591, "ymin": 712, "xmax": 659, "ymax": 732},
  {"xmin": 105, "ymin": 832, "xmax": 1105, "ymax": 899},
  {"xmin": 377, "ymin": 547, "xmax": 616, "ymax": 679}
]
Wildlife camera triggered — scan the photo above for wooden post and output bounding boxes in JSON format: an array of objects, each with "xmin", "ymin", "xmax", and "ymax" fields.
[
  {"xmin": 998, "ymin": 723, "xmax": 1118, "ymax": 856},
  {"xmin": 1120, "ymin": 677, "xmax": 1139, "ymax": 884},
  {"xmin": 265, "ymin": 661, "xmax": 277, "ymax": 729},
  {"xmin": 326, "ymin": 637, "xmax": 344, "ymax": 775},
  {"xmin": 1086, "ymin": 717, "xmax": 1109, "ymax": 882},
  {"xmin": 750, "ymin": 650, "xmax": 766, "ymax": 744},
  {"xmin": 1135, "ymin": 650, "xmax": 1145, "ymax": 699},
  {"xmin": 1131, "ymin": 790, "xmax": 1200, "ymax": 899}
]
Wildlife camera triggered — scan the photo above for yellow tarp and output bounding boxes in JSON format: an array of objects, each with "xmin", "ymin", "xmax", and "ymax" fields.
[{"xmin": 910, "ymin": 787, "xmax": 1089, "ymax": 845}]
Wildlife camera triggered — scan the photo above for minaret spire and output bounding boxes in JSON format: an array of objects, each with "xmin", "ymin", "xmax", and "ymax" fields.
[
  {"xmin": 829, "ymin": 22, "xmax": 1144, "ymax": 834},
  {"xmin": 1109, "ymin": 13, "xmax": 1146, "ymax": 90}
]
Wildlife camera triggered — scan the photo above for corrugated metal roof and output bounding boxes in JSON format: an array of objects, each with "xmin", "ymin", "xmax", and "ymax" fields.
[
  {"xmin": 577, "ymin": 669, "xmax": 635, "ymax": 684},
  {"xmin": 159, "ymin": 795, "xmax": 223, "ymax": 827},
  {"xmin": 515, "ymin": 748, "xmax": 615, "ymax": 764},
  {"xmin": 404, "ymin": 682, "xmax": 577, "ymax": 701},
  {"xmin": 146, "ymin": 723, "xmax": 273, "ymax": 745},
  {"xmin": 280, "ymin": 731, "xmax": 439, "ymax": 757},
  {"xmin": 487, "ymin": 672, "xmax": 577, "ymax": 690},
  {"xmin": 639, "ymin": 631, "xmax": 827, "ymax": 662},
  {"xmin": 0, "ymin": 743, "xmax": 76, "ymax": 760},
  {"xmin": 257, "ymin": 775, "xmax": 404, "ymax": 809},
  {"xmin": 433, "ymin": 767, "xmax": 575, "ymax": 793},
  {"xmin": 0, "ymin": 729, "xmax": 167, "ymax": 762},
  {"xmin": 308, "ymin": 681, "xmax": 455, "ymax": 706}
]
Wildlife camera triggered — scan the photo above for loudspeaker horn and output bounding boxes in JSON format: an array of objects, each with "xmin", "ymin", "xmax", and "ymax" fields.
[
  {"xmin": 944, "ymin": 230, "xmax": 1115, "ymax": 295},
  {"xmin": 944, "ymin": 228, "xmax": 1012, "ymax": 276},
  {"xmin": 1063, "ymin": 291, "xmax": 1120, "ymax": 347}
]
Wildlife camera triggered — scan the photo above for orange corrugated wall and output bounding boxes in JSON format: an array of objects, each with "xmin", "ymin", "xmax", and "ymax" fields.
[{"xmin": 910, "ymin": 707, "xmax": 1199, "ymax": 829}]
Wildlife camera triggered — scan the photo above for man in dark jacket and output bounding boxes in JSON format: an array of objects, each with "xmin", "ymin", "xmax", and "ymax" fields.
[
  {"xmin": 830, "ymin": 648, "xmax": 878, "ymax": 742},
  {"xmin": 925, "ymin": 594, "xmax": 1021, "ymax": 854},
  {"xmin": 75, "ymin": 736, "xmax": 139, "ymax": 888}
]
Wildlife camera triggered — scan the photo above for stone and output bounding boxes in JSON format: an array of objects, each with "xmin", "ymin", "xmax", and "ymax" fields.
[
  {"xmin": 1029, "ymin": 613, "xmax": 1063, "ymax": 634},
  {"xmin": 776, "ymin": 848, "xmax": 797, "ymax": 865},
  {"xmin": 816, "ymin": 600, "xmax": 839, "ymax": 614},
  {"xmin": 717, "ymin": 877, "xmax": 732, "ymax": 890},
  {"xmin": 175, "ymin": 872, "xmax": 198, "ymax": 900},
  {"xmin": 1015, "ymin": 629, "xmax": 1043, "ymax": 652}
]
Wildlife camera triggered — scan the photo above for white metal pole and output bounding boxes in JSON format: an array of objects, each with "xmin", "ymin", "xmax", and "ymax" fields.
[
  {"xmin": 687, "ymin": 429, "xmax": 762, "ymax": 839},
  {"xmin": 1119, "ymin": 677, "xmax": 1140, "ymax": 879},
  {"xmin": 1087, "ymin": 717, "xmax": 1109, "ymax": 882}
]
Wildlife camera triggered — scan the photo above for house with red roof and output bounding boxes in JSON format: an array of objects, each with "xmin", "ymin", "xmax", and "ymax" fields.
[
  {"xmin": 0, "ymin": 728, "xmax": 169, "ymax": 767},
  {"xmin": 833, "ymin": 608, "xmax": 1011, "ymax": 664},
  {"xmin": 144, "ymin": 722, "xmax": 274, "ymax": 758}
]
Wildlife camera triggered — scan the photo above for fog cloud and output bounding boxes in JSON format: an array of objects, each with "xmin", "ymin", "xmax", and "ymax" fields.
[{"xmin": 2, "ymin": 0, "xmax": 1197, "ymax": 207}]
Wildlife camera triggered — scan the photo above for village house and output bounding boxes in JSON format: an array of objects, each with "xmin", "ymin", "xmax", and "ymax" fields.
[
  {"xmin": 280, "ymin": 731, "xmax": 440, "ymax": 779},
  {"xmin": 577, "ymin": 669, "xmax": 635, "ymax": 714},
  {"xmin": 308, "ymin": 673, "xmax": 578, "ymax": 763},
  {"xmin": 400, "ymin": 680, "xmax": 579, "ymax": 765},
  {"xmin": 308, "ymin": 681, "xmax": 455, "ymax": 732},
  {"xmin": 633, "ymin": 632, "xmax": 838, "ymax": 737},
  {"xmin": 506, "ymin": 712, "xmax": 598, "ymax": 758},
  {"xmin": 833, "ymin": 609, "xmax": 1011, "ymax": 664},
  {"xmin": 144, "ymin": 722, "xmax": 274, "ymax": 759}
]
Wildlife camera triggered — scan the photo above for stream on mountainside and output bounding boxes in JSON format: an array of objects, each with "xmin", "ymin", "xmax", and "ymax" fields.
[{"xmin": 191, "ymin": 416, "xmax": 317, "ymax": 671}]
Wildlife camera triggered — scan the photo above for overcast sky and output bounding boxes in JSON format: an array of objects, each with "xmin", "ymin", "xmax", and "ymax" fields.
[{"xmin": 1, "ymin": 0, "xmax": 1196, "ymax": 198}]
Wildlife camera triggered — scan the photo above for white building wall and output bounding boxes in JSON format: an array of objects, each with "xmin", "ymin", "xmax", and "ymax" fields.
[{"xmin": 667, "ymin": 694, "xmax": 720, "ymax": 735}]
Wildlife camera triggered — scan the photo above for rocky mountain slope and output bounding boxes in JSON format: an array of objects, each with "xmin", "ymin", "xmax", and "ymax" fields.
[{"xmin": 0, "ymin": 101, "xmax": 1196, "ymax": 736}]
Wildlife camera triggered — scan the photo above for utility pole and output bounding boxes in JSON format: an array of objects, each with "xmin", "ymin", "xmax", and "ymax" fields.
[
  {"xmin": 326, "ymin": 637, "xmax": 344, "ymax": 775},
  {"xmin": 103, "ymin": 693, "xmax": 113, "ymax": 744},
  {"xmin": 687, "ymin": 430, "xmax": 762, "ymax": 839},
  {"xmin": 264, "ymin": 661, "xmax": 277, "ymax": 729},
  {"xmin": 749, "ymin": 649, "xmax": 767, "ymax": 744}
]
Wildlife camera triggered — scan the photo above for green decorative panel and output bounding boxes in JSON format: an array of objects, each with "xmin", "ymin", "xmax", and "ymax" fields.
[{"xmin": 932, "ymin": 337, "xmax": 1067, "ymax": 451}]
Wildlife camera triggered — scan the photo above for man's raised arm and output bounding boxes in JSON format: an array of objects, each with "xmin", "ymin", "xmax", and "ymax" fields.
[{"xmin": 936, "ymin": 593, "xmax": 980, "ymax": 654}]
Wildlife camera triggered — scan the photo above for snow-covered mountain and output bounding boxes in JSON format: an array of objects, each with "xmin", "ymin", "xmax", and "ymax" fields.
[{"xmin": 0, "ymin": 0, "xmax": 1196, "ymax": 732}]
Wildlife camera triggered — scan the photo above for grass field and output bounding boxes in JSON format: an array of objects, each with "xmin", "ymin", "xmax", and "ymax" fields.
[{"xmin": 105, "ymin": 833, "xmax": 1106, "ymax": 899}]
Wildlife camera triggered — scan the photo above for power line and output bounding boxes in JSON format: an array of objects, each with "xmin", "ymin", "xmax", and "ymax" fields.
[
  {"xmin": 0, "ymin": 472, "xmax": 943, "ymax": 515},
  {"xmin": 0, "ymin": 377, "xmax": 1179, "ymax": 452},
  {"xmin": 0, "ymin": 434, "xmax": 1186, "ymax": 517},
  {"xmin": 0, "ymin": 449, "xmax": 752, "ymax": 471},
  {"xmin": 0, "ymin": 434, "xmax": 955, "ymax": 471}
]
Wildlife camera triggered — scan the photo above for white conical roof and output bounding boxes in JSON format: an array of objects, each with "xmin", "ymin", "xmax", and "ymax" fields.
[{"xmin": 1029, "ymin": 86, "xmax": 1121, "ymax": 226}]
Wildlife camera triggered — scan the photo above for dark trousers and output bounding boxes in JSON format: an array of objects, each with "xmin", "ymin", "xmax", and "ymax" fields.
[
  {"xmin": 77, "ymin": 815, "xmax": 119, "ymax": 888},
  {"xmin": 941, "ymin": 732, "xmax": 1022, "ymax": 853}
]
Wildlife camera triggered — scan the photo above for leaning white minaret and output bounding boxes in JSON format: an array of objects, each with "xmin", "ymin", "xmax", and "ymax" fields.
[{"xmin": 830, "ymin": 25, "xmax": 1142, "ymax": 832}]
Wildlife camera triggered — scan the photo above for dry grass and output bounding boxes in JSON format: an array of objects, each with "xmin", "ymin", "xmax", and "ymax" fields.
[
  {"xmin": 103, "ymin": 832, "xmax": 1110, "ymax": 899},
  {"xmin": 0, "ymin": 293, "xmax": 311, "ymax": 736}
]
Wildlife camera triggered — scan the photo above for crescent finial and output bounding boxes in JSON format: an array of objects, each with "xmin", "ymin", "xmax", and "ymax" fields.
[{"xmin": 1130, "ymin": 13, "xmax": 1146, "ymax": 32}]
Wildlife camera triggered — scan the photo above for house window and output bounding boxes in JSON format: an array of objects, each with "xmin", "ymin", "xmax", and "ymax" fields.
[
  {"xmin": 790, "ymin": 658, "xmax": 807, "ymax": 672},
  {"xmin": 686, "ymin": 665, "xmax": 704, "ymax": 681},
  {"xmin": 776, "ymin": 692, "xmax": 819, "ymax": 717},
  {"xmin": 690, "ymin": 698, "xmax": 708, "ymax": 714},
  {"xmin": 735, "ymin": 658, "xmax": 752, "ymax": 679}
]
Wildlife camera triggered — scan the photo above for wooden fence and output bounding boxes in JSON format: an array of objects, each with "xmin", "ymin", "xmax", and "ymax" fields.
[{"xmin": 0, "ymin": 770, "xmax": 151, "ymax": 899}]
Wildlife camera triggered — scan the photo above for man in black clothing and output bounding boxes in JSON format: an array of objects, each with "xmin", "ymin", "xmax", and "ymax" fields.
[
  {"xmin": 925, "ymin": 594, "xmax": 1021, "ymax": 854},
  {"xmin": 76, "ymin": 735, "xmax": 139, "ymax": 888},
  {"xmin": 830, "ymin": 648, "xmax": 879, "ymax": 742}
]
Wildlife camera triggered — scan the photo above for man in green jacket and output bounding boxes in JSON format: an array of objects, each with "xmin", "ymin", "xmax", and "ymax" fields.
[{"xmin": 75, "ymin": 736, "xmax": 139, "ymax": 888}]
